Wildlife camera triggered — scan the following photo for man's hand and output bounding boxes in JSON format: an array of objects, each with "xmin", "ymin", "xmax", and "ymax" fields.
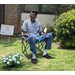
[
  {"xmin": 36, "ymin": 37, "xmax": 39, "ymax": 41},
  {"xmin": 40, "ymin": 32, "xmax": 46, "ymax": 35}
]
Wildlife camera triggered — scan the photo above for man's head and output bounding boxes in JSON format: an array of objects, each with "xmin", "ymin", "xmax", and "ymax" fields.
[{"xmin": 29, "ymin": 10, "xmax": 38, "ymax": 22}]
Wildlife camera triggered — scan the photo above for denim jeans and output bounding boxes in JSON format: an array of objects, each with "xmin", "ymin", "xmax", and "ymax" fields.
[{"xmin": 28, "ymin": 33, "xmax": 52, "ymax": 54}]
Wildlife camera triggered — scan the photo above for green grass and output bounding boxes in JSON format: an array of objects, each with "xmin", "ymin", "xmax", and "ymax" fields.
[{"xmin": 0, "ymin": 37, "xmax": 75, "ymax": 71}]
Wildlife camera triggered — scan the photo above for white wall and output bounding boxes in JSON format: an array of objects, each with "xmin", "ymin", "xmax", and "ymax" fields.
[{"xmin": 21, "ymin": 13, "xmax": 56, "ymax": 27}]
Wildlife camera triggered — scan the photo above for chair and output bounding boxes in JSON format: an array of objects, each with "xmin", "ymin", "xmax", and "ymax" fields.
[{"xmin": 21, "ymin": 33, "xmax": 46, "ymax": 58}]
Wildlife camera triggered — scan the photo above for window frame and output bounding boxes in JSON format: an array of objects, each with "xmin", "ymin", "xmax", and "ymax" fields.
[{"xmin": 21, "ymin": 4, "xmax": 58, "ymax": 15}]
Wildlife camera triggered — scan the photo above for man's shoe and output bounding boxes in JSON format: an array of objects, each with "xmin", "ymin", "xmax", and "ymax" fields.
[
  {"xmin": 31, "ymin": 59, "xmax": 37, "ymax": 64},
  {"xmin": 43, "ymin": 54, "xmax": 51, "ymax": 59}
]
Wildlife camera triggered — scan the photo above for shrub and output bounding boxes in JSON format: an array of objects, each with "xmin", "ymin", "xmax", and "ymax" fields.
[
  {"xmin": 1, "ymin": 52, "xmax": 23, "ymax": 67},
  {"xmin": 55, "ymin": 9, "xmax": 75, "ymax": 48}
]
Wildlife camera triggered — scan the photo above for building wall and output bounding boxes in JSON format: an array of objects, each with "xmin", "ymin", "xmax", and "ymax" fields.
[
  {"xmin": 21, "ymin": 13, "xmax": 56, "ymax": 27},
  {"xmin": 5, "ymin": 4, "xmax": 21, "ymax": 34}
]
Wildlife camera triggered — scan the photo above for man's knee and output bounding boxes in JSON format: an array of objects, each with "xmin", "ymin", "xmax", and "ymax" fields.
[
  {"xmin": 29, "ymin": 35, "xmax": 36, "ymax": 40},
  {"xmin": 47, "ymin": 33, "xmax": 52, "ymax": 37},
  {"xmin": 30, "ymin": 35, "xmax": 36, "ymax": 38}
]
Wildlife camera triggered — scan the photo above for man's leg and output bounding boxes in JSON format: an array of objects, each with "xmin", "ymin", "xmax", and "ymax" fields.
[
  {"xmin": 45, "ymin": 33, "xmax": 52, "ymax": 49},
  {"xmin": 28, "ymin": 35, "xmax": 37, "ymax": 64},
  {"xmin": 41, "ymin": 33, "xmax": 52, "ymax": 59},
  {"xmin": 28, "ymin": 35, "xmax": 37, "ymax": 54}
]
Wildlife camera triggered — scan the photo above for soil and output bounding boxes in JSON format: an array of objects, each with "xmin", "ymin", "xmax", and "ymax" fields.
[{"xmin": 57, "ymin": 42, "xmax": 65, "ymax": 49}]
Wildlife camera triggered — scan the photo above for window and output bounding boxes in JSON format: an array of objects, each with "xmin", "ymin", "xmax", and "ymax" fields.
[
  {"xmin": 22, "ymin": 4, "xmax": 58, "ymax": 14},
  {"xmin": 24, "ymin": 4, "xmax": 39, "ymax": 11},
  {"xmin": 42, "ymin": 4, "xmax": 57, "ymax": 14}
]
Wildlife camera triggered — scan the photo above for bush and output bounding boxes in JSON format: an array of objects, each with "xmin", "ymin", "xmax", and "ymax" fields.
[
  {"xmin": 1, "ymin": 52, "xmax": 23, "ymax": 67},
  {"xmin": 55, "ymin": 9, "xmax": 75, "ymax": 48}
]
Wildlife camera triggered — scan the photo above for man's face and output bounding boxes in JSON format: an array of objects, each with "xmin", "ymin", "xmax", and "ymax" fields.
[{"xmin": 30, "ymin": 12, "xmax": 37, "ymax": 21}]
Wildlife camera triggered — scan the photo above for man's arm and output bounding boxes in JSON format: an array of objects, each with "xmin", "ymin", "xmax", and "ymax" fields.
[
  {"xmin": 22, "ymin": 20, "xmax": 30, "ymax": 37},
  {"xmin": 22, "ymin": 31, "xmax": 30, "ymax": 37},
  {"xmin": 22, "ymin": 31, "xmax": 39, "ymax": 41}
]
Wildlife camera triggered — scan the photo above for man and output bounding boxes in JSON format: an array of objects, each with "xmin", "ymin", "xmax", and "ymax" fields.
[{"xmin": 22, "ymin": 10, "xmax": 52, "ymax": 64}]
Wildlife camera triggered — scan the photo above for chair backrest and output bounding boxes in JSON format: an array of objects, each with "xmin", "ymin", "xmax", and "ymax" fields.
[
  {"xmin": 21, "ymin": 21, "xmax": 28, "ymax": 42},
  {"xmin": 21, "ymin": 20, "xmax": 24, "ymax": 26}
]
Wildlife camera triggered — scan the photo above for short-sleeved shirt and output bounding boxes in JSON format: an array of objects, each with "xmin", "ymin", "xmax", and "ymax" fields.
[{"xmin": 22, "ymin": 19, "xmax": 42, "ymax": 37}]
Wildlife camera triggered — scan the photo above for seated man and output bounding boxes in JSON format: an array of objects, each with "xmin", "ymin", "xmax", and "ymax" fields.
[{"xmin": 22, "ymin": 10, "xmax": 52, "ymax": 64}]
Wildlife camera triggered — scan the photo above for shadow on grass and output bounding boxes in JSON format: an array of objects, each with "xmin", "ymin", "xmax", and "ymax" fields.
[
  {"xmin": 2, "ymin": 61, "xmax": 31, "ymax": 71},
  {"xmin": 36, "ymin": 52, "xmax": 55, "ymax": 59},
  {"xmin": 57, "ymin": 47, "xmax": 75, "ymax": 51},
  {"xmin": 1, "ymin": 54, "xmax": 32, "ymax": 71},
  {"xmin": 23, "ymin": 51, "xmax": 55, "ymax": 60}
]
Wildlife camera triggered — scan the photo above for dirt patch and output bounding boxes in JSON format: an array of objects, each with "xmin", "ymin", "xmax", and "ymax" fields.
[
  {"xmin": 0, "ymin": 35, "xmax": 9, "ymax": 40},
  {"xmin": 0, "ymin": 35, "xmax": 20, "ymax": 41},
  {"xmin": 57, "ymin": 42, "xmax": 65, "ymax": 49},
  {"xmin": 0, "ymin": 54, "xmax": 6, "ymax": 57}
]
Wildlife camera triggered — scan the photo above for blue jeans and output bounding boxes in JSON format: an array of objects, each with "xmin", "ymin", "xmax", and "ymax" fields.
[{"xmin": 28, "ymin": 33, "xmax": 52, "ymax": 54}]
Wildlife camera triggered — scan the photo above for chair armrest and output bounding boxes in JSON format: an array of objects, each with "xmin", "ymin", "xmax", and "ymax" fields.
[
  {"xmin": 21, "ymin": 32, "xmax": 28, "ymax": 42},
  {"xmin": 50, "ymin": 32, "xmax": 53, "ymax": 34}
]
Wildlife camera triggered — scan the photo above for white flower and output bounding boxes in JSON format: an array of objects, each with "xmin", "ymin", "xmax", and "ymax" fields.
[
  {"xmin": 7, "ymin": 61, "xmax": 10, "ymax": 64},
  {"xmin": 12, "ymin": 57, "xmax": 16, "ymax": 61},
  {"xmin": 14, "ymin": 55, "xmax": 18, "ymax": 57},
  {"xmin": 12, "ymin": 56, "xmax": 15, "ymax": 59},
  {"xmin": 3, "ymin": 60, "xmax": 6, "ymax": 63},
  {"xmin": 20, "ymin": 57, "xmax": 22, "ymax": 60},
  {"xmin": 12, "ymin": 58, "xmax": 16, "ymax": 64},
  {"xmin": 6, "ymin": 58, "xmax": 8, "ymax": 60},
  {"xmin": 17, "ymin": 61, "xmax": 20, "ymax": 64},
  {"xmin": 9, "ymin": 56, "xmax": 11, "ymax": 58},
  {"xmin": 14, "ymin": 58, "xmax": 16, "ymax": 61},
  {"xmin": 9, "ymin": 59, "xmax": 12, "ymax": 61}
]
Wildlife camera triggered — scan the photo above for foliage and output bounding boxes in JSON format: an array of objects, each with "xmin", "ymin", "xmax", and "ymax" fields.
[
  {"xmin": 1, "ymin": 52, "xmax": 23, "ymax": 67},
  {"xmin": 55, "ymin": 9, "xmax": 75, "ymax": 48}
]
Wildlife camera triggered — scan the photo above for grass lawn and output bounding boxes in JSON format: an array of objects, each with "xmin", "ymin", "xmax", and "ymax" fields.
[{"xmin": 0, "ymin": 36, "xmax": 75, "ymax": 71}]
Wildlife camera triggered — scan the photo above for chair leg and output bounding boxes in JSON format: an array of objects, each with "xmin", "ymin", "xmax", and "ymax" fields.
[
  {"xmin": 22, "ymin": 39, "xmax": 31, "ymax": 59},
  {"xmin": 22, "ymin": 39, "xmax": 24, "ymax": 53},
  {"xmin": 36, "ymin": 41, "xmax": 46, "ymax": 53}
]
